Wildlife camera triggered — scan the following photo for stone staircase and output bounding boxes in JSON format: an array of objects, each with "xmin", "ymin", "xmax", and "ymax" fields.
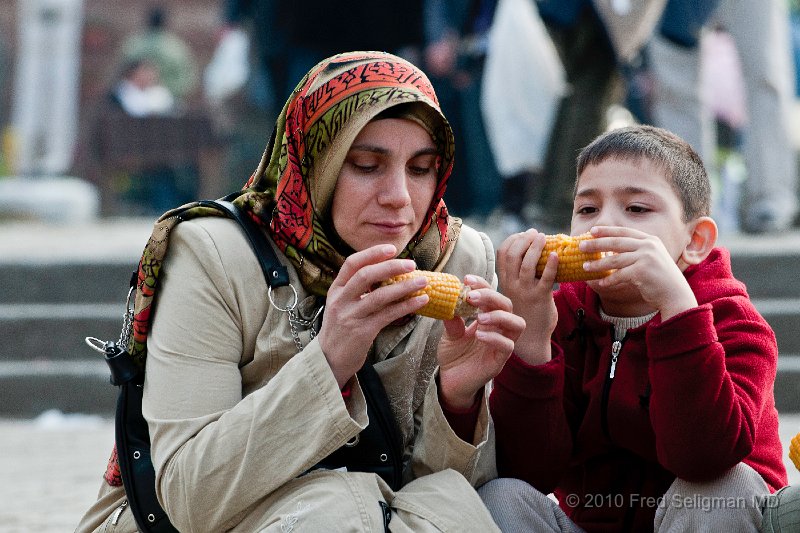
[
  {"xmin": 0, "ymin": 222, "xmax": 799, "ymax": 417},
  {"xmin": 0, "ymin": 218, "xmax": 152, "ymax": 417}
]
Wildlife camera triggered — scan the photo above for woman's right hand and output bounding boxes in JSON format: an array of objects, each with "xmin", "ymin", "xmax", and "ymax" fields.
[{"xmin": 317, "ymin": 244, "xmax": 431, "ymax": 388}]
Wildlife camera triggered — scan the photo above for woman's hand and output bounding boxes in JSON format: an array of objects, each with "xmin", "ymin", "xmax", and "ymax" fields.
[
  {"xmin": 496, "ymin": 229, "xmax": 558, "ymax": 365},
  {"xmin": 436, "ymin": 275, "xmax": 525, "ymax": 410},
  {"xmin": 317, "ymin": 244, "xmax": 432, "ymax": 388}
]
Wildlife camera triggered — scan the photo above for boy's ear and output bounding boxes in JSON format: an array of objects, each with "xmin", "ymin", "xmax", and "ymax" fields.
[{"xmin": 681, "ymin": 216, "xmax": 718, "ymax": 265}]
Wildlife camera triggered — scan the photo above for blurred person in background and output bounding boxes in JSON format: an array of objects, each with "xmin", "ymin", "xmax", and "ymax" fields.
[
  {"xmin": 109, "ymin": 59, "xmax": 175, "ymax": 118},
  {"xmin": 647, "ymin": 0, "xmax": 798, "ymax": 234},
  {"xmin": 219, "ymin": 0, "xmax": 288, "ymax": 120},
  {"xmin": 479, "ymin": 0, "xmax": 566, "ymax": 241},
  {"xmin": 221, "ymin": 0, "xmax": 427, "ymax": 117},
  {"xmin": 103, "ymin": 58, "xmax": 191, "ymax": 215},
  {"xmin": 121, "ymin": 5, "xmax": 198, "ymax": 104}
]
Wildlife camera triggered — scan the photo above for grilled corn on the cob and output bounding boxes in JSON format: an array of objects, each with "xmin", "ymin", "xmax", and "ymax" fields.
[
  {"xmin": 536, "ymin": 233, "xmax": 611, "ymax": 283},
  {"xmin": 382, "ymin": 270, "xmax": 476, "ymax": 320}
]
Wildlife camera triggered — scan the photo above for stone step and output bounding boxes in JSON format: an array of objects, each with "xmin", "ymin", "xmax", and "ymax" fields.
[
  {"xmin": 1, "ymin": 222, "xmax": 799, "ymax": 418},
  {"xmin": 0, "ymin": 263, "xmax": 135, "ymax": 304},
  {"xmin": 2, "ymin": 354, "xmax": 798, "ymax": 418},
  {"xmin": 0, "ymin": 366, "xmax": 116, "ymax": 417},
  {"xmin": 0, "ymin": 226, "xmax": 798, "ymax": 306},
  {"xmin": 730, "ymin": 255, "xmax": 800, "ymax": 299},
  {"xmin": 0, "ymin": 305, "xmax": 121, "ymax": 362},
  {"xmin": 751, "ymin": 298, "xmax": 800, "ymax": 354},
  {"xmin": 721, "ymin": 231, "xmax": 800, "ymax": 298},
  {"xmin": 775, "ymin": 355, "xmax": 800, "ymax": 414}
]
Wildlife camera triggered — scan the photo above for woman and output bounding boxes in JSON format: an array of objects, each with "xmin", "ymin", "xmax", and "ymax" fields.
[{"xmin": 78, "ymin": 51, "xmax": 523, "ymax": 531}]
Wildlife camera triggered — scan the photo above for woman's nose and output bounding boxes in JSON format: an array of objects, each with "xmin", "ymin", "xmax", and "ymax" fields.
[{"xmin": 378, "ymin": 167, "xmax": 412, "ymax": 206}]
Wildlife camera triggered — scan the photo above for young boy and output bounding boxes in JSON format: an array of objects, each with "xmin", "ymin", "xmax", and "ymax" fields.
[{"xmin": 484, "ymin": 125, "xmax": 788, "ymax": 531}]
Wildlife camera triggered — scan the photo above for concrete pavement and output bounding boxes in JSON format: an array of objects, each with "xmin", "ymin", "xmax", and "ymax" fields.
[{"xmin": 0, "ymin": 411, "xmax": 798, "ymax": 533}]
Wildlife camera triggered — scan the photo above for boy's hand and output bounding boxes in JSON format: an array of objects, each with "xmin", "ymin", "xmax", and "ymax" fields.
[
  {"xmin": 581, "ymin": 226, "xmax": 698, "ymax": 320},
  {"xmin": 497, "ymin": 229, "xmax": 558, "ymax": 365}
]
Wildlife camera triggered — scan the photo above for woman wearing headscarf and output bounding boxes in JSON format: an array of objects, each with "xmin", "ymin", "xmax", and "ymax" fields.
[{"xmin": 77, "ymin": 51, "xmax": 523, "ymax": 532}]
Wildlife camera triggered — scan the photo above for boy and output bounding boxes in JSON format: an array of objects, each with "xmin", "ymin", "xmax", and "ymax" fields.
[{"xmin": 485, "ymin": 125, "xmax": 787, "ymax": 531}]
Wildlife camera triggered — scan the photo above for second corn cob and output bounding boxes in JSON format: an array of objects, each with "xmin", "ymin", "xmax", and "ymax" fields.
[
  {"xmin": 790, "ymin": 432, "xmax": 800, "ymax": 472},
  {"xmin": 537, "ymin": 233, "xmax": 611, "ymax": 283},
  {"xmin": 382, "ymin": 270, "xmax": 477, "ymax": 320}
]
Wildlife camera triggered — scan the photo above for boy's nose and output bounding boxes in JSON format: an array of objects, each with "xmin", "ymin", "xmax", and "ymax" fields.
[{"xmin": 593, "ymin": 210, "xmax": 619, "ymax": 227}]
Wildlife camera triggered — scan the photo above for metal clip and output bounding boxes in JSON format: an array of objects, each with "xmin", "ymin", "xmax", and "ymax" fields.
[{"xmin": 85, "ymin": 336, "xmax": 140, "ymax": 386}]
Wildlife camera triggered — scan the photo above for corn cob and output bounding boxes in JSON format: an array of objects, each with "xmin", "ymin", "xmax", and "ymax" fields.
[
  {"xmin": 790, "ymin": 432, "xmax": 800, "ymax": 472},
  {"xmin": 382, "ymin": 270, "xmax": 477, "ymax": 320},
  {"xmin": 536, "ymin": 233, "xmax": 611, "ymax": 283}
]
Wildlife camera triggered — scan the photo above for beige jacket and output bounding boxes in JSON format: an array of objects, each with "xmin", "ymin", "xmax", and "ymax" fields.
[{"xmin": 77, "ymin": 216, "xmax": 499, "ymax": 532}]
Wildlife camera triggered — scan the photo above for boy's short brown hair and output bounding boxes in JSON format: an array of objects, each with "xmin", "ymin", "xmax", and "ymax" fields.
[{"xmin": 575, "ymin": 125, "xmax": 710, "ymax": 222}]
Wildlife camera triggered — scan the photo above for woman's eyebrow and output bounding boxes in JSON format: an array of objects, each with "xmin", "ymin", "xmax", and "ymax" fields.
[
  {"xmin": 348, "ymin": 145, "xmax": 439, "ymax": 158},
  {"xmin": 349, "ymin": 144, "xmax": 389, "ymax": 154}
]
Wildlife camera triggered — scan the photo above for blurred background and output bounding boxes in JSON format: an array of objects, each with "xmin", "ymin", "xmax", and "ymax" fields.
[{"xmin": 0, "ymin": 0, "xmax": 799, "ymax": 530}]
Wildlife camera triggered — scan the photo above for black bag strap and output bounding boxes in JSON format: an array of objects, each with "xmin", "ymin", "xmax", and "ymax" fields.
[{"xmin": 198, "ymin": 198, "xmax": 290, "ymax": 289}]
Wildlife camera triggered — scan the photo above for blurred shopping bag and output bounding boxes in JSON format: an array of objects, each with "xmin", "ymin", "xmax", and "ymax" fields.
[
  {"xmin": 592, "ymin": 0, "xmax": 668, "ymax": 62},
  {"xmin": 203, "ymin": 28, "xmax": 250, "ymax": 103},
  {"xmin": 481, "ymin": 0, "xmax": 566, "ymax": 176}
]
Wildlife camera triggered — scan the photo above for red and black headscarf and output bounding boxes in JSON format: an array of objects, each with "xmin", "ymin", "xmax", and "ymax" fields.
[{"xmin": 237, "ymin": 50, "xmax": 459, "ymax": 293}]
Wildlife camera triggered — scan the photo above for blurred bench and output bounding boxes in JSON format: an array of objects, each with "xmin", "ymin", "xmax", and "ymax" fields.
[{"xmin": 89, "ymin": 105, "xmax": 224, "ymax": 215}]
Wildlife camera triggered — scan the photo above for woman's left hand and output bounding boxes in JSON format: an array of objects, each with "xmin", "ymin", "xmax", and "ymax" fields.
[{"xmin": 436, "ymin": 275, "xmax": 525, "ymax": 410}]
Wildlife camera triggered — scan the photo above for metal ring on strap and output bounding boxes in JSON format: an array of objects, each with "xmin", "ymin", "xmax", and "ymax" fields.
[{"xmin": 268, "ymin": 283, "xmax": 299, "ymax": 313}]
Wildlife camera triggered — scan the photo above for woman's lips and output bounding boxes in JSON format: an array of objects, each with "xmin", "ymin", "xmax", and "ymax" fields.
[{"xmin": 371, "ymin": 222, "xmax": 408, "ymax": 234}]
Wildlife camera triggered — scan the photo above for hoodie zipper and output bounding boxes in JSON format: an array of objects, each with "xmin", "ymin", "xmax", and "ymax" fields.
[{"xmin": 600, "ymin": 335, "xmax": 624, "ymax": 441}]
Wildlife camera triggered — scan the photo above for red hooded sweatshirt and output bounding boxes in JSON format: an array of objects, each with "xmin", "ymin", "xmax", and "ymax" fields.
[{"xmin": 491, "ymin": 248, "xmax": 787, "ymax": 532}]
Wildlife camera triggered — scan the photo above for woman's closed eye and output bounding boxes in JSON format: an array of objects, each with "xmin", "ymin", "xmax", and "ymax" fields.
[
  {"xmin": 345, "ymin": 155, "xmax": 381, "ymax": 174},
  {"xmin": 408, "ymin": 155, "xmax": 438, "ymax": 177}
]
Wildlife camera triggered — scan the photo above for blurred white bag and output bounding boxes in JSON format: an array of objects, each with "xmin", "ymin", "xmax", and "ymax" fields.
[
  {"xmin": 481, "ymin": 0, "xmax": 566, "ymax": 176},
  {"xmin": 203, "ymin": 28, "xmax": 250, "ymax": 103}
]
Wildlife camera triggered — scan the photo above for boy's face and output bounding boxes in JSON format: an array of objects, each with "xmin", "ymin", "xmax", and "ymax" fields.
[{"xmin": 572, "ymin": 158, "xmax": 696, "ymax": 309}]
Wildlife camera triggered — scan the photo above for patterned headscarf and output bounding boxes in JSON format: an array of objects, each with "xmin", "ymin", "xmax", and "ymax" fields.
[{"xmin": 235, "ymin": 50, "xmax": 460, "ymax": 294}]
